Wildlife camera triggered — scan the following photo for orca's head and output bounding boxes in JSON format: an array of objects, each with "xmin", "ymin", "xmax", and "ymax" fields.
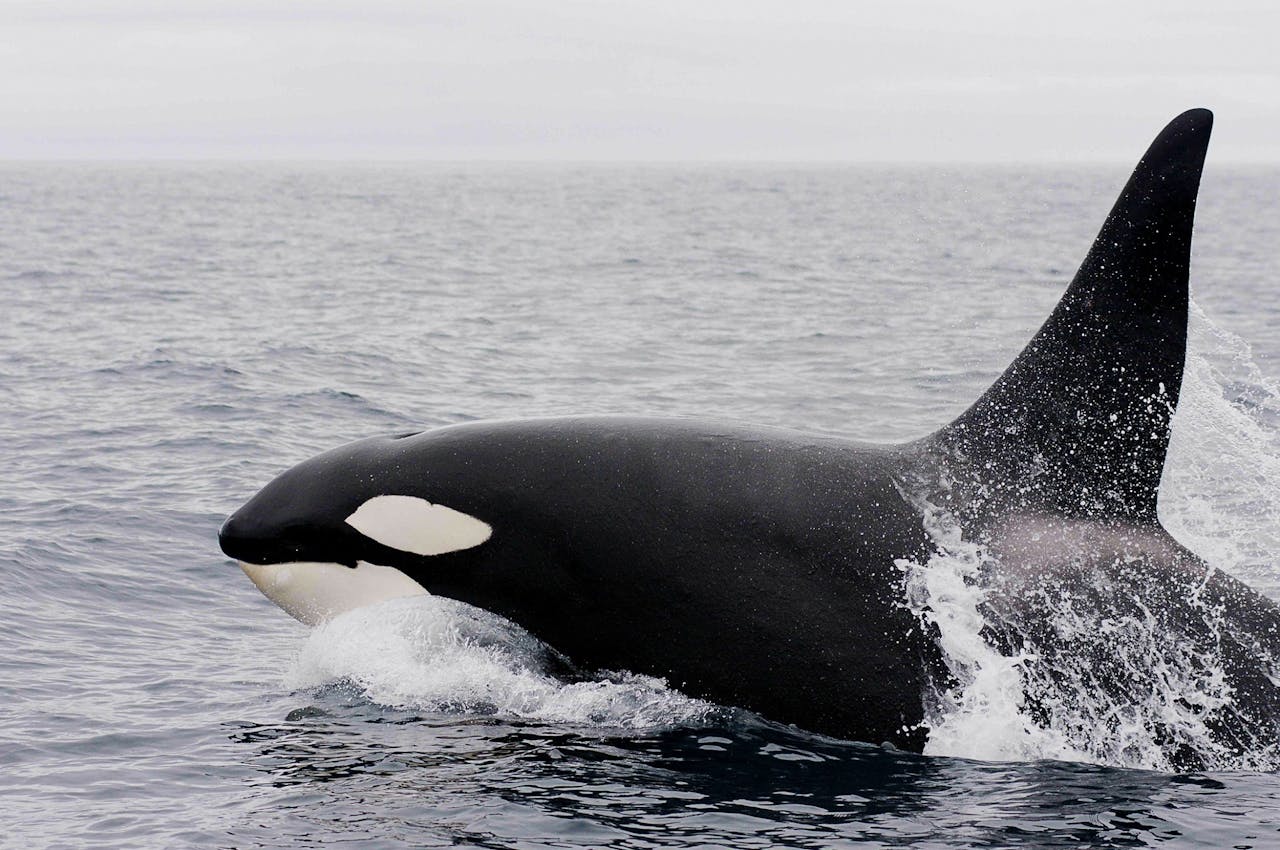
[{"xmin": 219, "ymin": 429, "xmax": 518, "ymax": 625}]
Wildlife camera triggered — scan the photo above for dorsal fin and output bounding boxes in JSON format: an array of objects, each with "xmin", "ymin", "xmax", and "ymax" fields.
[{"xmin": 924, "ymin": 109, "xmax": 1212, "ymax": 525}]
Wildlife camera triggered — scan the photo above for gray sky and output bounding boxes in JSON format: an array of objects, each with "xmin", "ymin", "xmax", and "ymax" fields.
[{"xmin": 3, "ymin": 0, "xmax": 1277, "ymax": 161}]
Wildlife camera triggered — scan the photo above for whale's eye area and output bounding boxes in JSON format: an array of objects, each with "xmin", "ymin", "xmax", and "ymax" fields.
[{"xmin": 345, "ymin": 495, "xmax": 492, "ymax": 556}]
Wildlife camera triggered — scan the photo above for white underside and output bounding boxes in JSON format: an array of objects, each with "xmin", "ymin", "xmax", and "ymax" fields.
[{"xmin": 239, "ymin": 560, "xmax": 428, "ymax": 626}]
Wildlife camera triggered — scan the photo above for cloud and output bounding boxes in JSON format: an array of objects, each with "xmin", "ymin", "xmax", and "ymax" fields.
[{"xmin": 1, "ymin": 0, "xmax": 1276, "ymax": 160}]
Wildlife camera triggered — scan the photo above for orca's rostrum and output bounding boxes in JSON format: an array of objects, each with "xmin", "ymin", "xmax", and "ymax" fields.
[{"xmin": 220, "ymin": 110, "xmax": 1280, "ymax": 760}]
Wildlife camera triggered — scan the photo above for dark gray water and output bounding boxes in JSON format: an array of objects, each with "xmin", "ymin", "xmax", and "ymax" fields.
[{"xmin": 3, "ymin": 163, "xmax": 1280, "ymax": 847}]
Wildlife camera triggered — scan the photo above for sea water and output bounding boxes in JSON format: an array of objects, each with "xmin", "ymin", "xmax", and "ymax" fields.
[{"xmin": 3, "ymin": 162, "xmax": 1279, "ymax": 847}]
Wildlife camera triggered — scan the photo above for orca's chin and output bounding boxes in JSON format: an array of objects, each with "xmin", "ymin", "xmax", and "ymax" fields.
[{"xmin": 238, "ymin": 560, "xmax": 428, "ymax": 626}]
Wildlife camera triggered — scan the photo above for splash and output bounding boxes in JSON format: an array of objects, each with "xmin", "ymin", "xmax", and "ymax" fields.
[
  {"xmin": 904, "ymin": 501, "xmax": 1280, "ymax": 771},
  {"xmin": 901, "ymin": 505, "xmax": 1094, "ymax": 765},
  {"xmin": 1161, "ymin": 304, "xmax": 1280, "ymax": 601},
  {"xmin": 904, "ymin": 305, "xmax": 1280, "ymax": 772},
  {"xmin": 287, "ymin": 594, "xmax": 714, "ymax": 730}
]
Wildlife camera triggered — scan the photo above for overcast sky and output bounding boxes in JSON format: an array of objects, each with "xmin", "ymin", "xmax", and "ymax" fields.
[{"xmin": 2, "ymin": 0, "xmax": 1277, "ymax": 161}]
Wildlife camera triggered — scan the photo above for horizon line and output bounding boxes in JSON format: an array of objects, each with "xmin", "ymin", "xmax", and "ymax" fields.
[{"xmin": 3, "ymin": 156, "xmax": 1278, "ymax": 167}]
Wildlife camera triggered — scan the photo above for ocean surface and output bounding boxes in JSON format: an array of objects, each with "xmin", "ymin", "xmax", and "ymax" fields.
[{"xmin": 3, "ymin": 162, "xmax": 1280, "ymax": 848}]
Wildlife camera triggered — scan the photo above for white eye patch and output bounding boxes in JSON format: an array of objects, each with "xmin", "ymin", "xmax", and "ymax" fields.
[{"xmin": 344, "ymin": 495, "xmax": 492, "ymax": 556}]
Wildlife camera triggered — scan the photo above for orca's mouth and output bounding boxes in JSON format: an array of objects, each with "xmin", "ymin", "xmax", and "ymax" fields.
[{"xmin": 238, "ymin": 560, "xmax": 428, "ymax": 626}]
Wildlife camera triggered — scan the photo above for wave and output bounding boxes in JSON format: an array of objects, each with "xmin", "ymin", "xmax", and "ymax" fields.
[{"xmin": 288, "ymin": 595, "xmax": 716, "ymax": 731}]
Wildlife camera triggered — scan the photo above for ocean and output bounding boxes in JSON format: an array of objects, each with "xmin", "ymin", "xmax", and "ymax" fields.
[{"xmin": 3, "ymin": 162, "xmax": 1279, "ymax": 847}]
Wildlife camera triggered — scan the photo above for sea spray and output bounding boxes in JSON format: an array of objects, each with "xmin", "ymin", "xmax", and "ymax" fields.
[
  {"xmin": 902, "ymin": 499, "xmax": 1280, "ymax": 770},
  {"xmin": 900, "ymin": 501, "xmax": 1093, "ymax": 765},
  {"xmin": 1161, "ymin": 303, "xmax": 1280, "ymax": 601},
  {"xmin": 288, "ymin": 594, "xmax": 715, "ymax": 730},
  {"xmin": 902, "ymin": 305, "xmax": 1280, "ymax": 770}
]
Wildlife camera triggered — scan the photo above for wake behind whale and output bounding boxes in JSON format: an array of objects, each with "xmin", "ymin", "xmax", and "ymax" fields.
[{"xmin": 221, "ymin": 109, "xmax": 1280, "ymax": 771}]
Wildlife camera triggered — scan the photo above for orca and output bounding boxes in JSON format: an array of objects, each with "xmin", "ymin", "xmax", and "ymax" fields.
[{"xmin": 219, "ymin": 109, "xmax": 1280, "ymax": 762}]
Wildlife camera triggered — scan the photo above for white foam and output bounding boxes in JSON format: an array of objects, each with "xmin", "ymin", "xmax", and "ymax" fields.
[
  {"xmin": 901, "ymin": 499, "xmax": 1280, "ymax": 771},
  {"xmin": 287, "ymin": 595, "xmax": 713, "ymax": 729},
  {"xmin": 900, "ymin": 503, "xmax": 1093, "ymax": 765}
]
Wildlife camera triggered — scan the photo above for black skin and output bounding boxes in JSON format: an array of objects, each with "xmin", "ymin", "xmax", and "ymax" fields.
[
  {"xmin": 222, "ymin": 418, "xmax": 945, "ymax": 750},
  {"xmin": 220, "ymin": 109, "xmax": 1280, "ymax": 756}
]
